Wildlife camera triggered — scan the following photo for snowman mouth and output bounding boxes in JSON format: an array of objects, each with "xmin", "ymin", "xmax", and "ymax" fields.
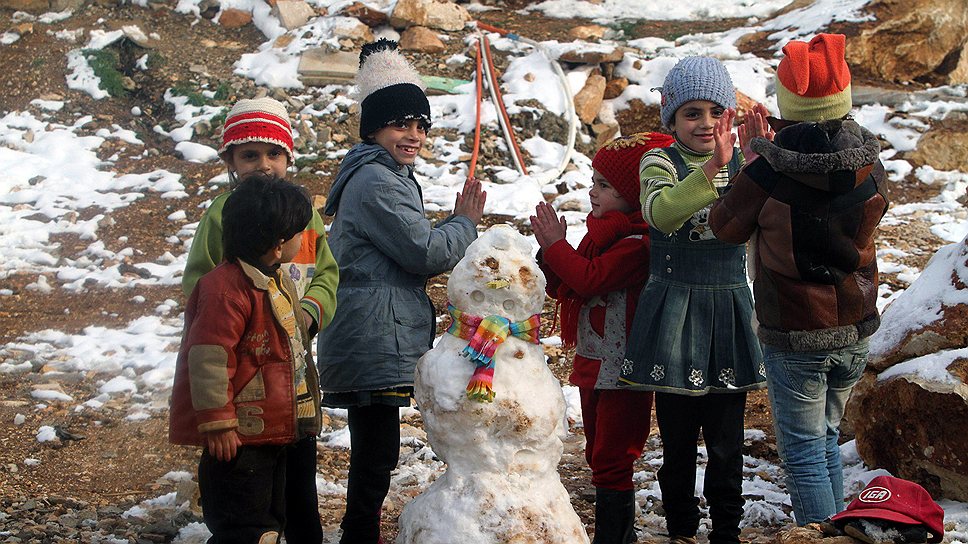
[{"xmin": 486, "ymin": 278, "xmax": 511, "ymax": 289}]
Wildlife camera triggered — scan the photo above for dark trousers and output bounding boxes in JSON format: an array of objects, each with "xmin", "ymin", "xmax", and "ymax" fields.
[
  {"xmin": 199, "ymin": 444, "xmax": 288, "ymax": 544},
  {"xmin": 285, "ymin": 435, "xmax": 324, "ymax": 544},
  {"xmin": 655, "ymin": 392, "xmax": 747, "ymax": 544},
  {"xmin": 580, "ymin": 387, "xmax": 654, "ymax": 491},
  {"xmin": 340, "ymin": 404, "xmax": 401, "ymax": 544}
]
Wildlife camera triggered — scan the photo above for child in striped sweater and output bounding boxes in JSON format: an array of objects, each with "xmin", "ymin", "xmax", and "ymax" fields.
[{"xmin": 619, "ymin": 56, "xmax": 769, "ymax": 544}]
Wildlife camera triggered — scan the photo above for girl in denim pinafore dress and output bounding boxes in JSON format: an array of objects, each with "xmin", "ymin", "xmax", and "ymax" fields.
[{"xmin": 619, "ymin": 56, "xmax": 766, "ymax": 544}]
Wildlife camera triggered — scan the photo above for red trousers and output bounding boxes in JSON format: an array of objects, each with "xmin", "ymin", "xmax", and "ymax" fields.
[{"xmin": 580, "ymin": 387, "xmax": 654, "ymax": 491}]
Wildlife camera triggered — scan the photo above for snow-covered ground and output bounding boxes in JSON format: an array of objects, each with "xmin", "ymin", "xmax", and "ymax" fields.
[{"xmin": 2, "ymin": 0, "xmax": 968, "ymax": 541}]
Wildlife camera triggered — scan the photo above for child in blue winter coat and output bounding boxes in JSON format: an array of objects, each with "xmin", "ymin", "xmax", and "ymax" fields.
[{"xmin": 316, "ymin": 39, "xmax": 486, "ymax": 544}]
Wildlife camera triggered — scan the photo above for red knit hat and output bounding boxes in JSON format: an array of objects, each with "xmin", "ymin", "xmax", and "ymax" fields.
[
  {"xmin": 776, "ymin": 33, "xmax": 852, "ymax": 122},
  {"xmin": 830, "ymin": 476, "xmax": 945, "ymax": 543},
  {"xmin": 592, "ymin": 132, "xmax": 675, "ymax": 209},
  {"xmin": 218, "ymin": 97, "xmax": 295, "ymax": 164}
]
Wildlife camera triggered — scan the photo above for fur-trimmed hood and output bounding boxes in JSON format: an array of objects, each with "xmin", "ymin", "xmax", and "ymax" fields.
[{"xmin": 750, "ymin": 119, "xmax": 880, "ymax": 194}]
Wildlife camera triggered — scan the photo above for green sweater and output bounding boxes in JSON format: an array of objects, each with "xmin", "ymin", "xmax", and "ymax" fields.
[
  {"xmin": 182, "ymin": 191, "xmax": 339, "ymax": 332},
  {"xmin": 639, "ymin": 142, "xmax": 744, "ymax": 234}
]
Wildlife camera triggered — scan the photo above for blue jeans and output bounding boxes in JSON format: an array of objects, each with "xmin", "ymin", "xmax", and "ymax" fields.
[{"xmin": 763, "ymin": 338, "xmax": 868, "ymax": 526}]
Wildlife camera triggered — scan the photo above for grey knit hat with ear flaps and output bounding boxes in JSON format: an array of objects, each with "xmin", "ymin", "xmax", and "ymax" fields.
[{"xmin": 659, "ymin": 56, "xmax": 737, "ymax": 128}]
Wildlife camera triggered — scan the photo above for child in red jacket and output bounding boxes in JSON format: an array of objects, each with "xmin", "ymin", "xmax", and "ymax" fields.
[
  {"xmin": 169, "ymin": 174, "xmax": 322, "ymax": 544},
  {"xmin": 531, "ymin": 132, "xmax": 673, "ymax": 544}
]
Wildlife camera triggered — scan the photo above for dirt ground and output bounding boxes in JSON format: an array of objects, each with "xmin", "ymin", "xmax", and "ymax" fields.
[{"xmin": 0, "ymin": 0, "xmax": 950, "ymax": 541}]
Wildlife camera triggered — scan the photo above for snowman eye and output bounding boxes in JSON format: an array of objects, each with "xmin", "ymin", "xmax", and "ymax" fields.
[
  {"xmin": 502, "ymin": 299, "xmax": 515, "ymax": 312},
  {"xmin": 471, "ymin": 290, "xmax": 485, "ymax": 303}
]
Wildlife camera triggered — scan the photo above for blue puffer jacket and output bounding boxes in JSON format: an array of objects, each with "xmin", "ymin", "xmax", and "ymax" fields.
[{"xmin": 316, "ymin": 143, "xmax": 477, "ymax": 392}]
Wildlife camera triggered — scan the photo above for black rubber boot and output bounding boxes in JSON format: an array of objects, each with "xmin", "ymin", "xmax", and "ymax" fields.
[{"xmin": 593, "ymin": 488, "xmax": 637, "ymax": 544}]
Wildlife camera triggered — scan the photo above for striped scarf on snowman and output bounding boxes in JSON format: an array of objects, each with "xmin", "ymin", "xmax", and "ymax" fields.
[{"xmin": 446, "ymin": 304, "xmax": 541, "ymax": 402}]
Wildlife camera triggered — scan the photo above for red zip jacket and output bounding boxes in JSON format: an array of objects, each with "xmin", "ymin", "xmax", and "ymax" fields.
[{"xmin": 169, "ymin": 260, "xmax": 321, "ymax": 446}]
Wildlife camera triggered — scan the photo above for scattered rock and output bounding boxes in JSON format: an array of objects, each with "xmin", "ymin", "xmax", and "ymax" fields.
[
  {"xmin": 775, "ymin": 525, "xmax": 857, "ymax": 544},
  {"xmin": 567, "ymin": 25, "xmax": 607, "ymax": 41},
  {"xmin": 297, "ymin": 49, "xmax": 359, "ymax": 86},
  {"xmin": 339, "ymin": 1, "xmax": 389, "ymax": 27},
  {"xmin": 31, "ymin": 383, "xmax": 68, "ymax": 395},
  {"xmin": 574, "ymin": 74, "xmax": 607, "ymax": 125},
  {"xmin": 272, "ymin": 0, "xmax": 317, "ymax": 31},
  {"xmin": 390, "ymin": 0, "xmax": 470, "ymax": 32},
  {"xmin": 331, "ymin": 16, "xmax": 374, "ymax": 42},
  {"xmin": 590, "ymin": 121, "xmax": 620, "ymax": 146},
  {"xmin": 558, "ymin": 46, "xmax": 624, "ymax": 65},
  {"xmin": 118, "ymin": 263, "xmax": 153, "ymax": 279},
  {"xmin": 217, "ymin": 8, "xmax": 252, "ymax": 29},
  {"xmin": 399, "ymin": 26, "xmax": 446, "ymax": 54},
  {"xmin": 603, "ymin": 77, "xmax": 628, "ymax": 100}
]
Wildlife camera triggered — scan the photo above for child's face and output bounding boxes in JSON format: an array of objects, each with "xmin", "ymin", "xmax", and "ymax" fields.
[
  {"xmin": 371, "ymin": 120, "xmax": 428, "ymax": 166},
  {"xmin": 670, "ymin": 100, "xmax": 726, "ymax": 153},
  {"xmin": 263, "ymin": 231, "xmax": 303, "ymax": 268},
  {"xmin": 225, "ymin": 142, "xmax": 290, "ymax": 179},
  {"xmin": 589, "ymin": 170, "xmax": 633, "ymax": 218},
  {"xmin": 279, "ymin": 231, "xmax": 302, "ymax": 264}
]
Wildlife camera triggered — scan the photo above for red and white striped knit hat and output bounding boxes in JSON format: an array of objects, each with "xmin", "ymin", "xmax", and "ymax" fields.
[{"xmin": 218, "ymin": 97, "xmax": 295, "ymax": 164}]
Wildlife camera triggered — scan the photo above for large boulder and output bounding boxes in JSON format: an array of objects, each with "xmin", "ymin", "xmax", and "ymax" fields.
[
  {"xmin": 906, "ymin": 124, "xmax": 968, "ymax": 173},
  {"xmin": 846, "ymin": 235, "xmax": 968, "ymax": 500},
  {"xmin": 845, "ymin": 356, "xmax": 968, "ymax": 501},
  {"xmin": 846, "ymin": 0, "xmax": 968, "ymax": 85},
  {"xmin": 867, "ymin": 236, "xmax": 968, "ymax": 370}
]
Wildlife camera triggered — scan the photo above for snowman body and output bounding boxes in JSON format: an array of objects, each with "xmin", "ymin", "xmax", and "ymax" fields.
[{"xmin": 397, "ymin": 225, "xmax": 589, "ymax": 543}]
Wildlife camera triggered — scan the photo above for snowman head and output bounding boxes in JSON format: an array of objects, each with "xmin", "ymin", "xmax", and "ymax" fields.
[{"xmin": 448, "ymin": 224, "xmax": 546, "ymax": 322}]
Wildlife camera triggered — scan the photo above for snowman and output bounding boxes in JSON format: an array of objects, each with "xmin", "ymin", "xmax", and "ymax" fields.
[{"xmin": 397, "ymin": 225, "xmax": 590, "ymax": 543}]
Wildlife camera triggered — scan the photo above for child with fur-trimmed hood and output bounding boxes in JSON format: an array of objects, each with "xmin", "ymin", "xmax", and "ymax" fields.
[{"xmin": 709, "ymin": 34, "xmax": 890, "ymax": 526}]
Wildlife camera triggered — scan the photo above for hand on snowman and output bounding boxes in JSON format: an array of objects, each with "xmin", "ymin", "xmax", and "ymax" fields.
[{"xmin": 530, "ymin": 201, "xmax": 567, "ymax": 250}]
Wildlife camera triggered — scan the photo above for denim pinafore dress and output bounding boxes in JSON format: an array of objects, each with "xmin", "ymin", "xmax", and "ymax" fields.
[{"xmin": 619, "ymin": 149, "xmax": 765, "ymax": 395}]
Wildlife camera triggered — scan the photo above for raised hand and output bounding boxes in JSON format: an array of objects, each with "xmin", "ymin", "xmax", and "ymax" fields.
[
  {"xmin": 738, "ymin": 103, "xmax": 774, "ymax": 164},
  {"xmin": 455, "ymin": 177, "xmax": 487, "ymax": 226},
  {"xmin": 702, "ymin": 108, "xmax": 738, "ymax": 181},
  {"xmin": 530, "ymin": 201, "xmax": 567, "ymax": 249}
]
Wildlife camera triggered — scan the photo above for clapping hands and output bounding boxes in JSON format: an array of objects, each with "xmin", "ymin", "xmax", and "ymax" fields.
[{"xmin": 531, "ymin": 201, "xmax": 567, "ymax": 250}]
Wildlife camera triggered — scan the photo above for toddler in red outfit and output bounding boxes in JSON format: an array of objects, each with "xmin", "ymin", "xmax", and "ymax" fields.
[{"xmin": 532, "ymin": 132, "xmax": 673, "ymax": 544}]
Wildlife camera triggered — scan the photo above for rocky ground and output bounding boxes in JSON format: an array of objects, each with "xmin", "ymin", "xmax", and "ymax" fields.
[{"xmin": 0, "ymin": 0, "xmax": 960, "ymax": 542}]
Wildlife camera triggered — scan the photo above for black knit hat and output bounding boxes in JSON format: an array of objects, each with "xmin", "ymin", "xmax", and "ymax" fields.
[{"xmin": 356, "ymin": 39, "xmax": 431, "ymax": 139}]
